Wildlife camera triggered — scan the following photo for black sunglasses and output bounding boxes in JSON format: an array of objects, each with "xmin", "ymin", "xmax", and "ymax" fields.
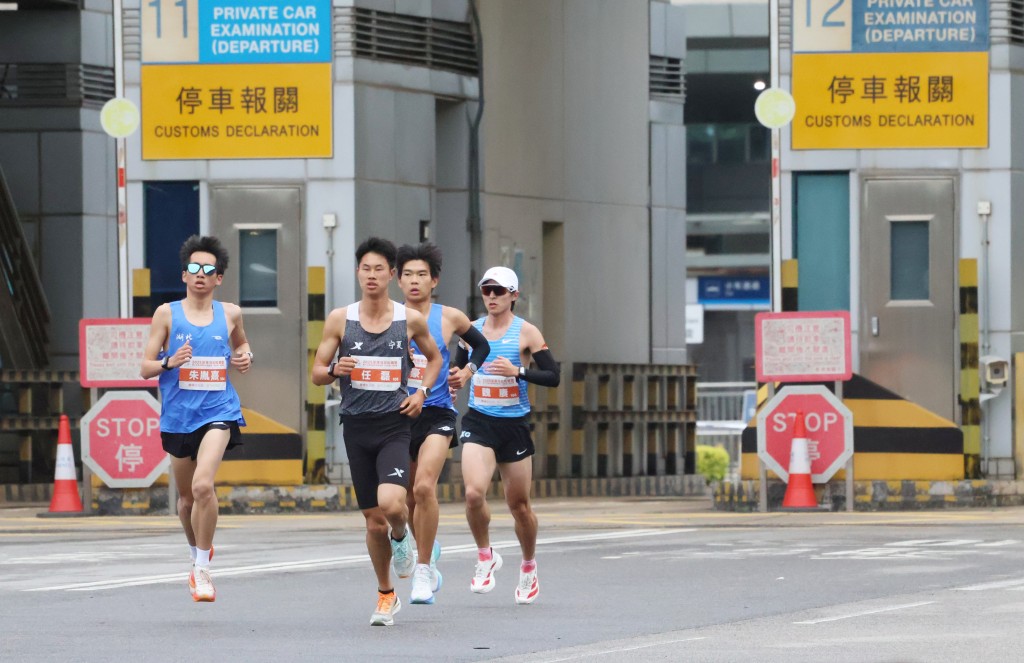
[
  {"xmin": 480, "ymin": 285, "xmax": 509, "ymax": 297},
  {"xmin": 186, "ymin": 262, "xmax": 218, "ymax": 275}
]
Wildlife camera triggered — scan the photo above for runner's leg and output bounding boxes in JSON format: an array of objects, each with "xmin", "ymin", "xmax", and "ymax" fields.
[
  {"xmin": 191, "ymin": 427, "xmax": 231, "ymax": 550},
  {"xmin": 498, "ymin": 457, "xmax": 537, "ymax": 561},
  {"xmin": 363, "ymin": 507, "xmax": 394, "ymax": 590},
  {"xmin": 412, "ymin": 434, "xmax": 449, "ymax": 564},
  {"xmin": 462, "ymin": 442, "xmax": 497, "ymax": 548},
  {"xmin": 170, "ymin": 456, "xmax": 197, "ymax": 546}
]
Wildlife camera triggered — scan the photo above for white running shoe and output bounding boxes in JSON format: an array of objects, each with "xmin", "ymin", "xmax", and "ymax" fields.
[
  {"xmin": 515, "ymin": 567, "xmax": 539, "ymax": 605},
  {"xmin": 410, "ymin": 564, "xmax": 435, "ymax": 604},
  {"xmin": 370, "ymin": 591, "xmax": 401, "ymax": 626},
  {"xmin": 192, "ymin": 567, "xmax": 216, "ymax": 603},
  {"xmin": 390, "ymin": 532, "xmax": 415, "ymax": 579},
  {"xmin": 470, "ymin": 549, "xmax": 503, "ymax": 594}
]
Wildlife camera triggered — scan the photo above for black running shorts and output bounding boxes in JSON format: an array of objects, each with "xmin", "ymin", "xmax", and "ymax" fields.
[
  {"xmin": 458, "ymin": 408, "xmax": 534, "ymax": 463},
  {"xmin": 410, "ymin": 406, "xmax": 458, "ymax": 459},
  {"xmin": 161, "ymin": 421, "xmax": 242, "ymax": 461},
  {"xmin": 342, "ymin": 411, "xmax": 411, "ymax": 510}
]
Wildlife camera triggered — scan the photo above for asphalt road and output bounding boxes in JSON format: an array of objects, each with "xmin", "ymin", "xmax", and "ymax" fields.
[{"xmin": 4, "ymin": 498, "xmax": 1024, "ymax": 662}]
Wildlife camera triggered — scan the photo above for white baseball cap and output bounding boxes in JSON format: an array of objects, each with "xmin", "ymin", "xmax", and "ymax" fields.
[{"xmin": 477, "ymin": 266, "xmax": 519, "ymax": 292}]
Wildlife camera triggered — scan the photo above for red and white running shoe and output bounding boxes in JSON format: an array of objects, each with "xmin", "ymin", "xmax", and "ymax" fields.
[
  {"xmin": 470, "ymin": 549, "xmax": 503, "ymax": 594},
  {"xmin": 192, "ymin": 567, "xmax": 216, "ymax": 603},
  {"xmin": 514, "ymin": 567, "xmax": 539, "ymax": 605}
]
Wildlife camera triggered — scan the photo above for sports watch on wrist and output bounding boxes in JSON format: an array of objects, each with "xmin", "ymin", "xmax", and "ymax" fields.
[
  {"xmin": 519, "ymin": 366, "xmax": 526, "ymax": 378},
  {"xmin": 417, "ymin": 385, "xmax": 430, "ymax": 398},
  {"xmin": 245, "ymin": 351, "xmax": 254, "ymax": 364},
  {"xmin": 327, "ymin": 362, "xmax": 338, "ymax": 379},
  {"xmin": 161, "ymin": 356, "xmax": 172, "ymax": 371}
]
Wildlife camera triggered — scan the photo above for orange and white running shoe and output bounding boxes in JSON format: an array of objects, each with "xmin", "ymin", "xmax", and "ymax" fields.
[
  {"xmin": 514, "ymin": 567, "xmax": 539, "ymax": 605},
  {"xmin": 192, "ymin": 567, "xmax": 216, "ymax": 603},
  {"xmin": 187, "ymin": 545, "xmax": 214, "ymax": 597},
  {"xmin": 370, "ymin": 591, "xmax": 401, "ymax": 626},
  {"xmin": 470, "ymin": 549, "xmax": 503, "ymax": 594}
]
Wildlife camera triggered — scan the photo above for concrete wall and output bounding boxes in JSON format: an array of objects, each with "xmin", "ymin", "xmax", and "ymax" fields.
[
  {"xmin": 477, "ymin": 0, "xmax": 655, "ymax": 363},
  {"xmin": 0, "ymin": 8, "xmax": 117, "ymax": 370}
]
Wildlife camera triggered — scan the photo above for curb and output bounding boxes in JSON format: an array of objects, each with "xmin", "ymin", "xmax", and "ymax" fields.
[{"xmin": 714, "ymin": 478, "xmax": 1024, "ymax": 511}]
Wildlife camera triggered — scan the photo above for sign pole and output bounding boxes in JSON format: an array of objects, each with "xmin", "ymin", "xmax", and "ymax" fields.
[
  {"xmin": 769, "ymin": 0, "xmax": 782, "ymax": 313},
  {"xmin": 837, "ymin": 379, "xmax": 853, "ymax": 511}
]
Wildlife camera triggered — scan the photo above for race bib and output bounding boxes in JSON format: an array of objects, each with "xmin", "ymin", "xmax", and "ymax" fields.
[
  {"xmin": 472, "ymin": 374, "xmax": 520, "ymax": 407},
  {"xmin": 179, "ymin": 356, "xmax": 227, "ymax": 391},
  {"xmin": 407, "ymin": 353, "xmax": 428, "ymax": 390},
  {"xmin": 350, "ymin": 356, "xmax": 403, "ymax": 391}
]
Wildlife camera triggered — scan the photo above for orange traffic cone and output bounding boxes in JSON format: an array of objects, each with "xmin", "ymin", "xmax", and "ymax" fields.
[
  {"xmin": 46, "ymin": 414, "xmax": 83, "ymax": 514},
  {"xmin": 781, "ymin": 411, "xmax": 819, "ymax": 509}
]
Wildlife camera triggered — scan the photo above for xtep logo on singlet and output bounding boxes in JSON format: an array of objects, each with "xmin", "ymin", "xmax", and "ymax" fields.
[
  {"xmin": 350, "ymin": 356, "xmax": 403, "ymax": 391},
  {"xmin": 351, "ymin": 342, "xmax": 364, "ymax": 350},
  {"xmin": 179, "ymin": 356, "xmax": 227, "ymax": 391}
]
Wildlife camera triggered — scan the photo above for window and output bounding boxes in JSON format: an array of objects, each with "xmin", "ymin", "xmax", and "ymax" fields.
[
  {"xmin": 239, "ymin": 228, "xmax": 277, "ymax": 307},
  {"xmin": 891, "ymin": 221, "xmax": 929, "ymax": 300}
]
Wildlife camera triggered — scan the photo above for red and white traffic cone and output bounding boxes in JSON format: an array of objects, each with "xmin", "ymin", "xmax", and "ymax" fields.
[
  {"xmin": 781, "ymin": 411, "xmax": 819, "ymax": 509},
  {"xmin": 46, "ymin": 414, "xmax": 83, "ymax": 514}
]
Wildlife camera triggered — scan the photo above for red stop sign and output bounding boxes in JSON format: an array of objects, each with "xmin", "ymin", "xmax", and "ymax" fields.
[
  {"xmin": 81, "ymin": 391, "xmax": 168, "ymax": 488},
  {"xmin": 756, "ymin": 385, "xmax": 853, "ymax": 482}
]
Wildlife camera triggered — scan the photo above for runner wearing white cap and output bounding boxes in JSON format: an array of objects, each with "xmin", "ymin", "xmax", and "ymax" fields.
[{"xmin": 450, "ymin": 265, "xmax": 561, "ymax": 605}]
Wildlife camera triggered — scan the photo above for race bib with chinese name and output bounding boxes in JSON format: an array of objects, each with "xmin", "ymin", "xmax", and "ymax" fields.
[
  {"xmin": 407, "ymin": 353, "xmax": 427, "ymax": 390},
  {"xmin": 179, "ymin": 356, "xmax": 227, "ymax": 391},
  {"xmin": 351, "ymin": 356, "xmax": 403, "ymax": 391},
  {"xmin": 472, "ymin": 374, "xmax": 520, "ymax": 407}
]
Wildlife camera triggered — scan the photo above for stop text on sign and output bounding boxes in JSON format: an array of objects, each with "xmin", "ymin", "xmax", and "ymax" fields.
[
  {"xmin": 95, "ymin": 416, "xmax": 160, "ymax": 438},
  {"xmin": 770, "ymin": 411, "xmax": 841, "ymax": 434}
]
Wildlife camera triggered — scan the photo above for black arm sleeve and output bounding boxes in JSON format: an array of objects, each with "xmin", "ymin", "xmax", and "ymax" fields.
[
  {"xmin": 522, "ymin": 348, "xmax": 560, "ymax": 387},
  {"xmin": 458, "ymin": 325, "xmax": 491, "ymax": 370},
  {"xmin": 453, "ymin": 343, "xmax": 469, "ymax": 369}
]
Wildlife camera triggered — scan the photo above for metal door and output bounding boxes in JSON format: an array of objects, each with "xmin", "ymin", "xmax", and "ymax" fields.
[
  {"xmin": 210, "ymin": 186, "xmax": 304, "ymax": 432},
  {"xmin": 860, "ymin": 177, "xmax": 956, "ymax": 421}
]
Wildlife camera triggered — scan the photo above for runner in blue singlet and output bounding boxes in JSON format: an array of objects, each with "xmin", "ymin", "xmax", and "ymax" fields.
[{"xmin": 141, "ymin": 235, "xmax": 253, "ymax": 604}]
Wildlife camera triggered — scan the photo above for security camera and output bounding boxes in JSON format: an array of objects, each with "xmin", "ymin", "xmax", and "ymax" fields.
[{"xmin": 980, "ymin": 355, "xmax": 1009, "ymax": 389}]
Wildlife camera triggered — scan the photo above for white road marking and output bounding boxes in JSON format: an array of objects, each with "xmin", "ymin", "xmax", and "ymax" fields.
[
  {"xmin": 24, "ymin": 528, "xmax": 693, "ymax": 593},
  {"xmin": 794, "ymin": 601, "xmax": 934, "ymax": 624},
  {"xmin": 528, "ymin": 637, "xmax": 707, "ymax": 662},
  {"xmin": 954, "ymin": 577, "xmax": 1024, "ymax": 591}
]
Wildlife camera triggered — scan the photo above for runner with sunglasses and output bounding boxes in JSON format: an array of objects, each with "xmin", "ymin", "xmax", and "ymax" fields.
[
  {"xmin": 448, "ymin": 266, "xmax": 560, "ymax": 605},
  {"xmin": 311, "ymin": 237, "xmax": 443, "ymax": 626},
  {"xmin": 396, "ymin": 242, "xmax": 490, "ymax": 606},
  {"xmin": 140, "ymin": 235, "xmax": 253, "ymax": 603}
]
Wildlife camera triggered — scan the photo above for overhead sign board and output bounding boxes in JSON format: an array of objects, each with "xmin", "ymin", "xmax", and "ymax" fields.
[
  {"xmin": 791, "ymin": 0, "xmax": 988, "ymax": 149},
  {"xmin": 141, "ymin": 0, "xmax": 332, "ymax": 159},
  {"xmin": 755, "ymin": 311, "xmax": 852, "ymax": 383}
]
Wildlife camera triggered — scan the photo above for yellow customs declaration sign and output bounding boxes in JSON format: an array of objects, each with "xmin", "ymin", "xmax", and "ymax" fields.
[
  {"xmin": 791, "ymin": 0, "xmax": 989, "ymax": 150},
  {"xmin": 141, "ymin": 0, "xmax": 332, "ymax": 160}
]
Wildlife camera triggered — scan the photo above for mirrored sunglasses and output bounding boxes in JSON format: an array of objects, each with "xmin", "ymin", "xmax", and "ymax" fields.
[
  {"xmin": 186, "ymin": 262, "xmax": 217, "ymax": 275},
  {"xmin": 480, "ymin": 285, "xmax": 509, "ymax": 297}
]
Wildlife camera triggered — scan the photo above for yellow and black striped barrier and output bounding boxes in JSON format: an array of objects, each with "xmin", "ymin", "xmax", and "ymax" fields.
[
  {"xmin": 782, "ymin": 259, "xmax": 798, "ymax": 312},
  {"xmin": 741, "ymin": 374, "xmax": 964, "ymax": 481},
  {"xmin": 959, "ymin": 258, "xmax": 981, "ymax": 478},
  {"xmin": 132, "ymin": 268, "xmax": 153, "ymax": 317},
  {"xmin": 305, "ymin": 266, "xmax": 327, "ymax": 484}
]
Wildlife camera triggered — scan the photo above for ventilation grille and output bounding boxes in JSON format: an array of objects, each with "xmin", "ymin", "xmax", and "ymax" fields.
[
  {"xmin": 650, "ymin": 55, "xmax": 684, "ymax": 100},
  {"xmin": 336, "ymin": 7, "xmax": 479, "ymax": 76},
  {"xmin": 992, "ymin": 0, "xmax": 1024, "ymax": 45},
  {"xmin": 124, "ymin": 8, "xmax": 142, "ymax": 61},
  {"xmin": 0, "ymin": 63, "xmax": 114, "ymax": 108}
]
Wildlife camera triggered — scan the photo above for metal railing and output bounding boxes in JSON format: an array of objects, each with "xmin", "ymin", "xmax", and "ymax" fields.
[{"xmin": 696, "ymin": 381, "xmax": 757, "ymax": 479}]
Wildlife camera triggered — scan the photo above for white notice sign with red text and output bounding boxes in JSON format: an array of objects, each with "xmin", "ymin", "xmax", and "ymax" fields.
[
  {"xmin": 755, "ymin": 311, "xmax": 852, "ymax": 383},
  {"xmin": 79, "ymin": 318, "xmax": 153, "ymax": 388}
]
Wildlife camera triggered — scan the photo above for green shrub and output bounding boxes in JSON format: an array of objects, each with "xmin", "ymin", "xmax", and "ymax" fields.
[{"xmin": 696, "ymin": 444, "xmax": 730, "ymax": 483}]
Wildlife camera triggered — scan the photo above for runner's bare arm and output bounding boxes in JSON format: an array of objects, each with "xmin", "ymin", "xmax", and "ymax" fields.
[
  {"xmin": 311, "ymin": 307, "xmax": 347, "ymax": 385},
  {"xmin": 400, "ymin": 308, "xmax": 441, "ymax": 417},
  {"xmin": 518, "ymin": 321, "xmax": 560, "ymax": 387},
  {"xmin": 407, "ymin": 308, "xmax": 442, "ymax": 390},
  {"xmin": 140, "ymin": 304, "xmax": 172, "ymax": 379},
  {"xmin": 226, "ymin": 303, "xmax": 253, "ymax": 373},
  {"xmin": 446, "ymin": 307, "xmax": 489, "ymax": 390}
]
